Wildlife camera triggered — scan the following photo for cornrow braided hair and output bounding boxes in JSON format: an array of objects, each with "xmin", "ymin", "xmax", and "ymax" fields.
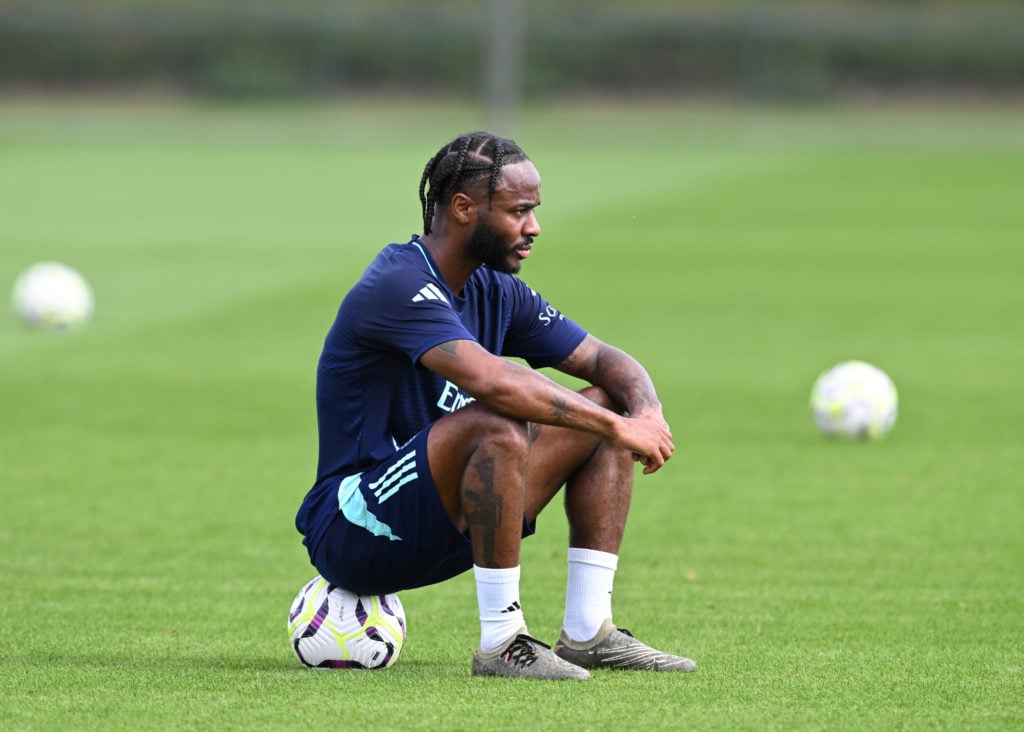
[{"xmin": 418, "ymin": 131, "xmax": 528, "ymax": 235}]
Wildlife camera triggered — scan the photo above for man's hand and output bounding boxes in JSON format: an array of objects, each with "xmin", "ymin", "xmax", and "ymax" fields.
[{"xmin": 615, "ymin": 407, "xmax": 674, "ymax": 475}]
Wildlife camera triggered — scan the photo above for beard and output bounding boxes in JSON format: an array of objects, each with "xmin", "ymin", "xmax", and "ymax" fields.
[{"xmin": 467, "ymin": 217, "xmax": 527, "ymax": 275}]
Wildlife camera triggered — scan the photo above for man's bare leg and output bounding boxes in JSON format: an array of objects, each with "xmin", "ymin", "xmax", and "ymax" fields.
[
  {"xmin": 519, "ymin": 387, "xmax": 699, "ymax": 672},
  {"xmin": 426, "ymin": 405, "xmax": 590, "ymax": 679}
]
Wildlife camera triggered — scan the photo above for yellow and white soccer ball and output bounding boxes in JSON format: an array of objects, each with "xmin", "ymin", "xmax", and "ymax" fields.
[
  {"xmin": 810, "ymin": 360, "xmax": 898, "ymax": 440},
  {"xmin": 288, "ymin": 576, "xmax": 406, "ymax": 669},
  {"xmin": 12, "ymin": 261, "xmax": 94, "ymax": 330}
]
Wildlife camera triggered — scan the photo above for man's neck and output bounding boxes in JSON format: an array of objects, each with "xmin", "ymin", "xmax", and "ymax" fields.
[{"xmin": 419, "ymin": 233, "xmax": 479, "ymax": 295}]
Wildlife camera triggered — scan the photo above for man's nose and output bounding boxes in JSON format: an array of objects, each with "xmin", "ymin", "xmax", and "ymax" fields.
[{"xmin": 525, "ymin": 212, "xmax": 541, "ymax": 237}]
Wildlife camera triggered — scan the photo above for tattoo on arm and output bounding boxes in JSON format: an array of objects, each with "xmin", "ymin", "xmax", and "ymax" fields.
[
  {"xmin": 549, "ymin": 395, "xmax": 572, "ymax": 425},
  {"xmin": 616, "ymin": 374, "xmax": 657, "ymax": 413},
  {"xmin": 559, "ymin": 338, "xmax": 660, "ymax": 415},
  {"xmin": 558, "ymin": 339, "xmax": 600, "ymax": 381},
  {"xmin": 462, "ymin": 457, "xmax": 504, "ymax": 568}
]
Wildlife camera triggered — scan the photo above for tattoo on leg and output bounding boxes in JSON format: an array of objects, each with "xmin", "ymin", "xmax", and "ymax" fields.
[{"xmin": 463, "ymin": 457, "xmax": 504, "ymax": 567}]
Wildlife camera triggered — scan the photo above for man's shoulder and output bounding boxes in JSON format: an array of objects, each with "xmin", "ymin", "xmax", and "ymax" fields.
[
  {"xmin": 366, "ymin": 240, "xmax": 424, "ymax": 270},
  {"xmin": 348, "ymin": 240, "xmax": 460, "ymax": 320},
  {"xmin": 357, "ymin": 240, "xmax": 433, "ymax": 288}
]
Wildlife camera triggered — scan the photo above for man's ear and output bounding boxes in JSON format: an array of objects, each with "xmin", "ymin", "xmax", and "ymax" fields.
[{"xmin": 449, "ymin": 192, "xmax": 477, "ymax": 226}]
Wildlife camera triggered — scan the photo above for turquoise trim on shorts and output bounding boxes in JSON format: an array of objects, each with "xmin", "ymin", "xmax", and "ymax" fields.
[{"xmin": 337, "ymin": 473, "xmax": 402, "ymax": 542}]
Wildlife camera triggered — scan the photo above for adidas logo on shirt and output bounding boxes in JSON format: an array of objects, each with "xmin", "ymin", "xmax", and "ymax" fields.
[{"xmin": 411, "ymin": 283, "xmax": 448, "ymax": 304}]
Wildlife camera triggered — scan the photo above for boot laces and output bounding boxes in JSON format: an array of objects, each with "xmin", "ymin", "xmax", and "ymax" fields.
[{"xmin": 502, "ymin": 635, "xmax": 548, "ymax": 668}]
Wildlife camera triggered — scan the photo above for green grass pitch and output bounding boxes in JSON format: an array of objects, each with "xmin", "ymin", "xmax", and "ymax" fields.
[{"xmin": 1, "ymin": 100, "xmax": 1022, "ymax": 730}]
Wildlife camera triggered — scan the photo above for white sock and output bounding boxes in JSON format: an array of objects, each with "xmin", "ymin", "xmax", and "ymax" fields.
[
  {"xmin": 563, "ymin": 547, "xmax": 618, "ymax": 642},
  {"xmin": 474, "ymin": 565, "xmax": 525, "ymax": 652}
]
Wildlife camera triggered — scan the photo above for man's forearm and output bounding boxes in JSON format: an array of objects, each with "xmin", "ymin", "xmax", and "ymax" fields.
[{"xmin": 480, "ymin": 358, "xmax": 624, "ymax": 437}]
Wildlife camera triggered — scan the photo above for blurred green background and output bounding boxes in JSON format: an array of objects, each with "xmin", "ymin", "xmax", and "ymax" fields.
[
  {"xmin": 3, "ymin": 0, "xmax": 1024, "ymax": 106},
  {"xmin": 1, "ymin": 2, "xmax": 1022, "ymax": 730}
]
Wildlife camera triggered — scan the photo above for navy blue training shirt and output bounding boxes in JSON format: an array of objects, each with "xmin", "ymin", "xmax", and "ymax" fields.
[{"xmin": 295, "ymin": 236, "xmax": 587, "ymax": 546}]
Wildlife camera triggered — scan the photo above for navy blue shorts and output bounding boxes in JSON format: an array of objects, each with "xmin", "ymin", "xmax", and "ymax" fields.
[{"xmin": 310, "ymin": 427, "xmax": 536, "ymax": 595}]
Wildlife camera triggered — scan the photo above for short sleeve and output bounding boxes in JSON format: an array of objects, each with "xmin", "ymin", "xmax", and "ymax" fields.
[
  {"xmin": 358, "ymin": 268, "xmax": 476, "ymax": 363},
  {"xmin": 501, "ymin": 278, "xmax": 587, "ymax": 368}
]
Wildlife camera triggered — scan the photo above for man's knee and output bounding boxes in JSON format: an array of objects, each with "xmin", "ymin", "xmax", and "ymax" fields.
[
  {"xmin": 427, "ymin": 406, "xmax": 533, "ymax": 525},
  {"xmin": 444, "ymin": 403, "xmax": 532, "ymax": 459},
  {"xmin": 472, "ymin": 408, "xmax": 532, "ymax": 457},
  {"xmin": 579, "ymin": 385, "xmax": 622, "ymax": 414}
]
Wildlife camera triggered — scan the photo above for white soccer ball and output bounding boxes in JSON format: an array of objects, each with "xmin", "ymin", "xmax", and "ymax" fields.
[
  {"xmin": 288, "ymin": 576, "xmax": 407, "ymax": 669},
  {"xmin": 12, "ymin": 261, "xmax": 94, "ymax": 330},
  {"xmin": 810, "ymin": 360, "xmax": 898, "ymax": 440}
]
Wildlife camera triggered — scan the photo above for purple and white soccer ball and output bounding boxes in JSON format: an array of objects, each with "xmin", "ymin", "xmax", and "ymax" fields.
[
  {"xmin": 810, "ymin": 360, "xmax": 898, "ymax": 440},
  {"xmin": 288, "ymin": 576, "xmax": 406, "ymax": 669}
]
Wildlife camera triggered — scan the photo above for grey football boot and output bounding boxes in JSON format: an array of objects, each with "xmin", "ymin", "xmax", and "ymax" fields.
[
  {"xmin": 472, "ymin": 629, "xmax": 591, "ymax": 680},
  {"xmin": 553, "ymin": 618, "xmax": 697, "ymax": 672}
]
